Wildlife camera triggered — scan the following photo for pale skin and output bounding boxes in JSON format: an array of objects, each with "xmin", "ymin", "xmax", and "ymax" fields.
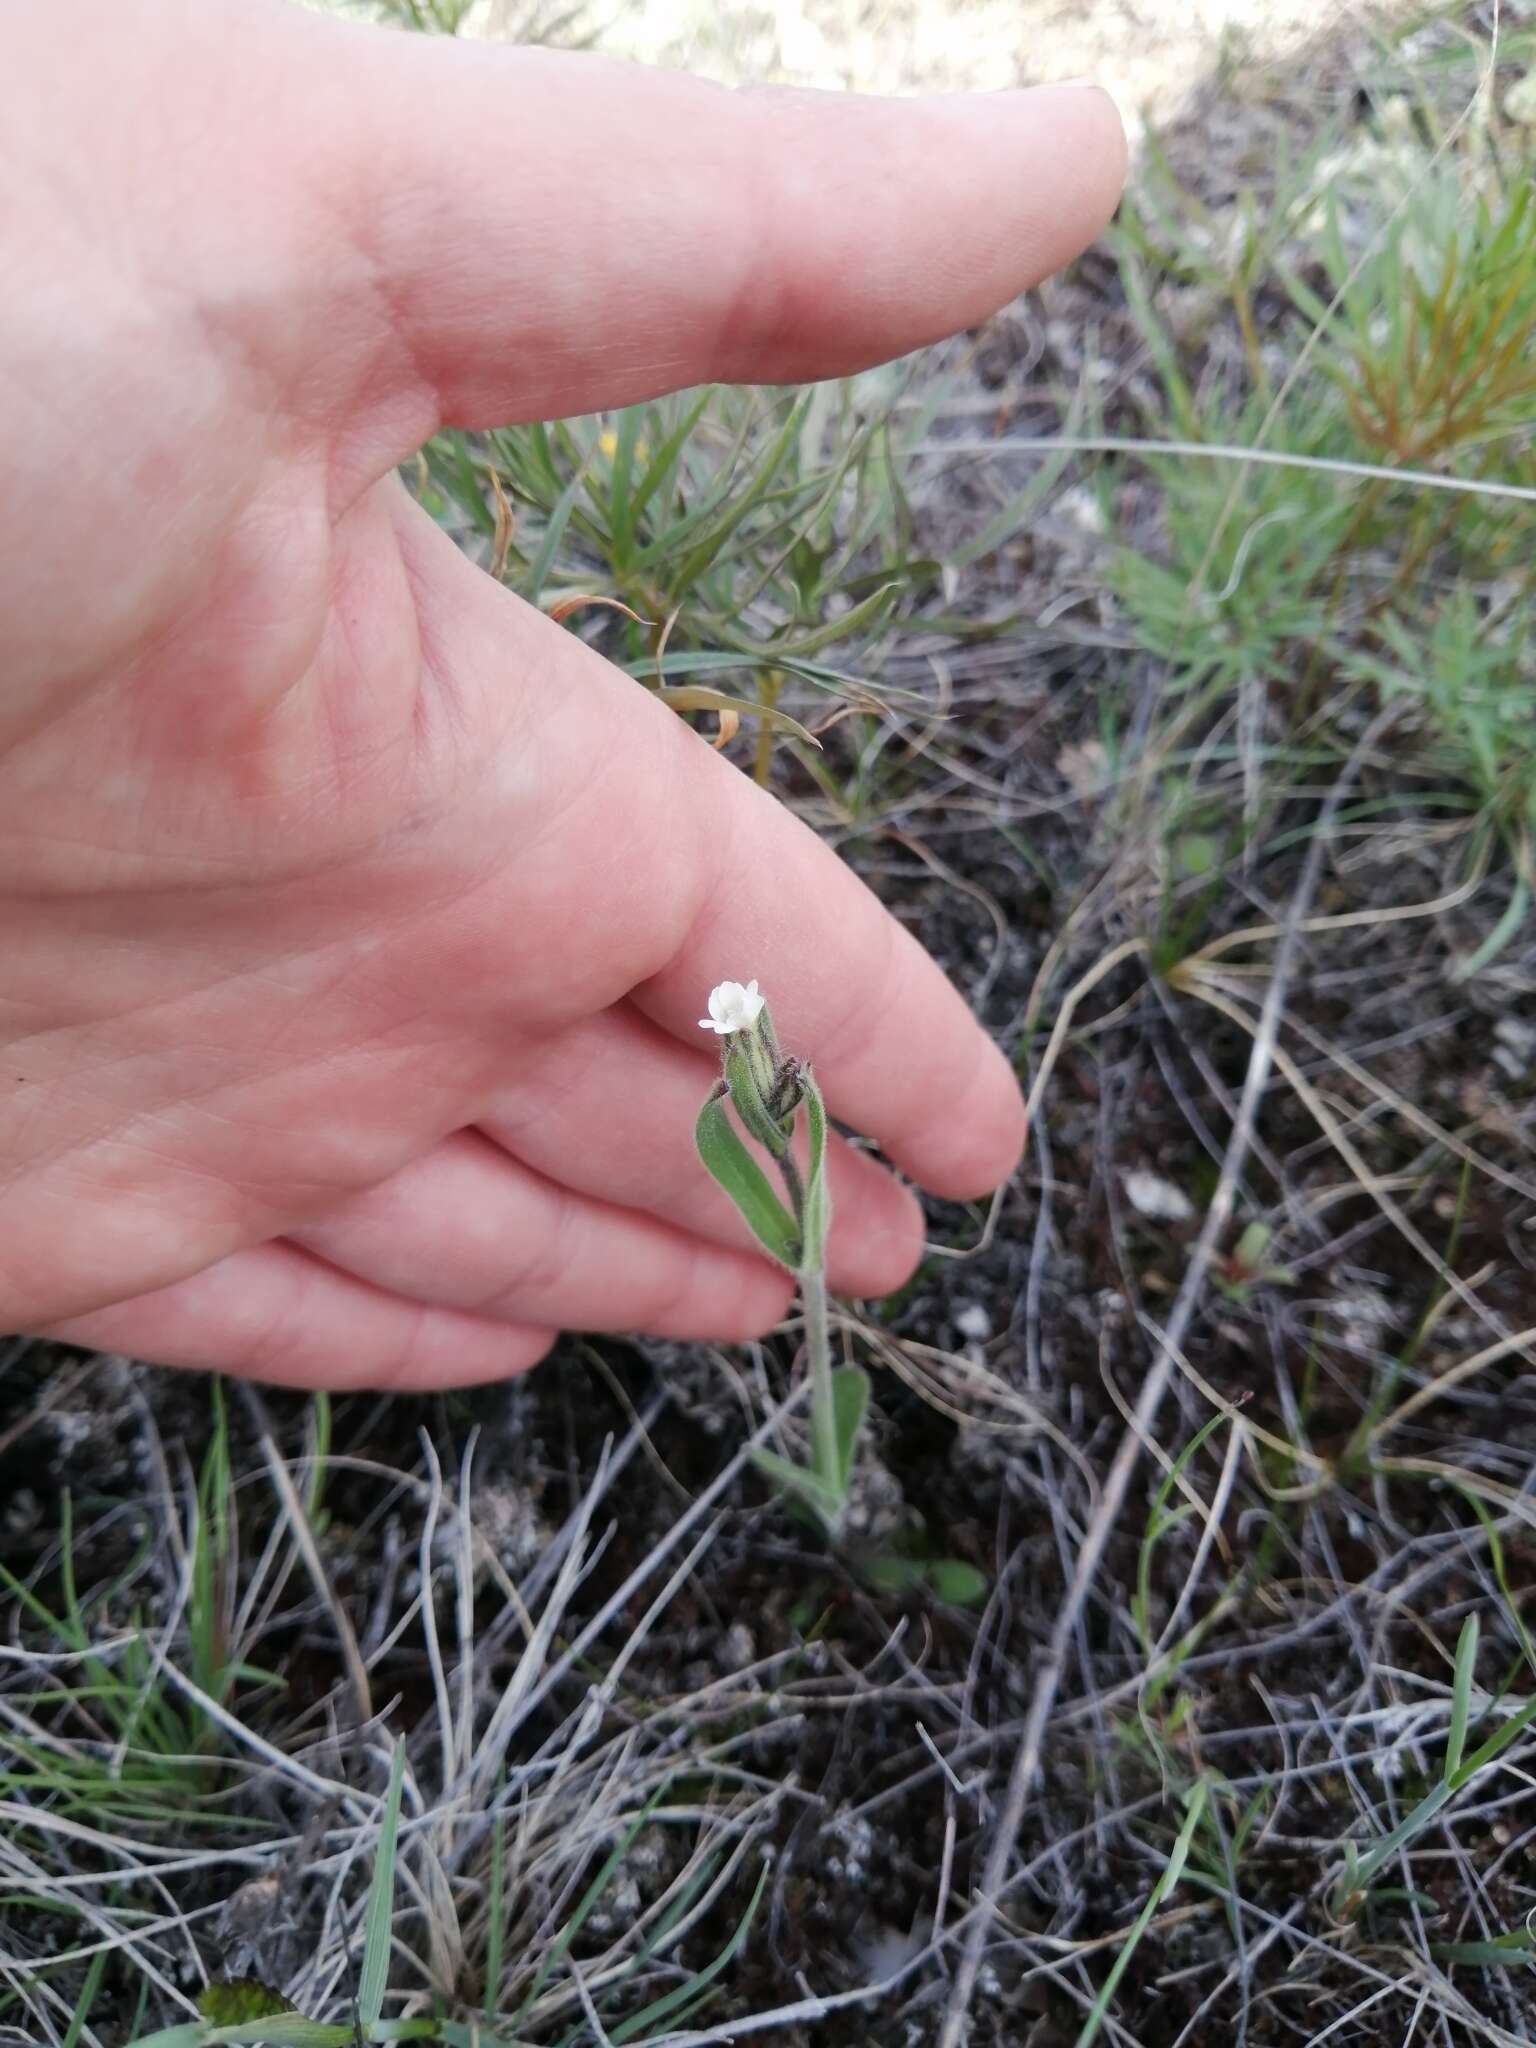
[{"xmin": 0, "ymin": 0, "xmax": 1126, "ymax": 1390}]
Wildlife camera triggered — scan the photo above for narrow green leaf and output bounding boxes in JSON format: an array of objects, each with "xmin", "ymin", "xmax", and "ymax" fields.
[
  {"xmin": 625, "ymin": 389, "xmax": 713, "ymax": 538},
  {"xmin": 605, "ymin": 406, "xmax": 642, "ymax": 562},
  {"xmin": 669, "ymin": 396, "xmax": 809, "ymax": 591},
  {"xmin": 799, "ymin": 1071, "xmax": 832, "ymax": 1271},
  {"xmin": 200, "ymin": 1982, "xmax": 291, "ymax": 2026},
  {"xmin": 859, "ymin": 1554, "xmax": 930, "ymax": 1596},
  {"xmin": 1075, "ymin": 1781, "xmax": 1207, "ymax": 2048},
  {"xmin": 829, "ymin": 1366, "xmax": 870, "ymax": 1496},
  {"xmin": 1453, "ymin": 1681, "xmax": 1536, "ymax": 1782},
  {"xmin": 1454, "ymin": 877, "xmax": 1530, "ymax": 982},
  {"xmin": 923, "ymin": 1558, "xmax": 991, "ymax": 1607},
  {"xmin": 859, "ymin": 1555, "xmax": 990, "ymax": 1607},
  {"xmin": 695, "ymin": 1095, "xmax": 800, "ymax": 1268},
  {"xmin": 484, "ymin": 1803, "xmax": 506, "ymax": 2024},
  {"xmin": 764, "ymin": 580, "xmax": 902, "ymax": 658},
  {"xmin": 357, "ymin": 1741, "xmax": 406, "ymax": 2030},
  {"xmin": 524, "ymin": 461, "xmax": 591, "ymax": 607},
  {"xmin": 420, "ymin": 433, "xmax": 497, "ymax": 536},
  {"xmin": 628, "ymin": 402, "xmax": 762, "ymax": 573},
  {"xmin": 510, "ymin": 1787, "xmax": 669, "ymax": 2026},
  {"xmin": 121, "ymin": 2029, "xmax": 204, "ymax": 2048},
  {"xmin": 608, "ymin": 1859, "xmax": 771, "ymax": 2041},
  {"xmin": 629, "ymin": 646, "xmax": 911, "ymax": 707},
  {"xmin": 305, "ymin": 1389, "xmax": 332, "ymax": 1526},
  {"xmin": 1347, "ymin": 1777, "xmax": 1455, "ymax": 1897},
  {"xmin": 1433, "ymin": 1927, "xmax": 1536, "ymax": 1966},
  {"xmin": 1134, "ymin": 1413, "xmax": 1230, "ymax": 1662},
  {"xmin": 207, "ymin": 2023, "xmax": 352, "ymax": 2047},
  {"xmin": 1458, "ymin": 1490, "xmax": 1536, "ymax": 1680},
  {"xmin": 751, "ymin": 1449, "xmax": 843, "ymax": 1531},
  {"xmin": 838, "ymin": 560, "xmax": 942, "ymax": 601},
  {"xmin": 1447, "ymin": 1613, "xmax": 1478, "ymax": 1780},
  {"xmin": 63, "ymin": 1946, "xmax": 109, "ymax": 2048}
]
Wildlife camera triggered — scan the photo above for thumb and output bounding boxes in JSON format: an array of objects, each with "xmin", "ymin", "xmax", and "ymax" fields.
[{"xmin": 306, "ymin": 25, "xmax": 1126, "ymax": 458}]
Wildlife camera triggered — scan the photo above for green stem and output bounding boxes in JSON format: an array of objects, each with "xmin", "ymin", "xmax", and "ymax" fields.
[
  {"xmin": 777, "ymin": 1118, "xmax": 839, "ymax": 1520},
  {"xmin": 754, "ymin": 671, "xmax": 783, "ymax": 787},
  {"xmin": 800, "ymin": 1262, "xmax": 839, "ymax": 1503}
]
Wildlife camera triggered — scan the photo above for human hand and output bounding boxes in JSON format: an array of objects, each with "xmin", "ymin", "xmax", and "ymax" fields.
[{"xmin": 0, "ymin": 0, "xmax": 1124, "ymax": 1388}]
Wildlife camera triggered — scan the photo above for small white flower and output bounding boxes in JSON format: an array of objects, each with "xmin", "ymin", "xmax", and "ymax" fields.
[{"xmin": 699, "ymin": 978, "xmax": 765, "ymax": 1035}]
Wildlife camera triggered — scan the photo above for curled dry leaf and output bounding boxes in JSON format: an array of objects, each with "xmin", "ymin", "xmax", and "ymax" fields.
[
  {"xmin": 656, "ymin": 685, "xmax": 821, "ymax": 751},
  {"xmin": 487, "ymin": 466, "xmax": 515, "ymax": 582},
  {"xmin": 545, "ymin": 593, "xmax": 648, "ymax": 627}
]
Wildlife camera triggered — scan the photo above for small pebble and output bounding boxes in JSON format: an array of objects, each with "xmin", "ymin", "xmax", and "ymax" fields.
[
  {"xmin": 952, "ymin": 1303, "xmax": 993, "ymax": 1343},
  {"xmin": 1124, "ymin": 1169, "xmax": 1195, "ymax": 1223}
]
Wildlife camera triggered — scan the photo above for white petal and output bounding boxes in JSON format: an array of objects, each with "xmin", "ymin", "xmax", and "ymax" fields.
[{"xmin": 701, "ymin": 978, "xmax": 764, "ymax": 1035}]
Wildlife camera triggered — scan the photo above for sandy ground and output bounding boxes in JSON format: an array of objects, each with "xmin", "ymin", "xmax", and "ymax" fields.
[
  {"xmin": 478, "ymin": 0, "xmax": 1407, "ymax": 132},
  {"xmin": 309, "ymin": 0, "xmax": 1426, "ymax": 133}
]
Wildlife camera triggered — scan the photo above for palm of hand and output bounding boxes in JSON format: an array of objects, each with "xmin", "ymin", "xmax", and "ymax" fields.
[{"xmin": 0, "ymin": 0, "xmax": 1123, "ymax": 1387}]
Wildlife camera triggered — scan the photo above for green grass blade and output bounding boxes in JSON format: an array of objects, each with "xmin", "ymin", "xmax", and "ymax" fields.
[
  {"xmin": 631, "ymin": 647, "xmax": 902, "ymax": 704},
  {"xmin": 525, "ymin": 463, "xmax": 592, "ymax": 608},
  {"xmin": 484, "ymin": 1803, "xmax": 506, "ymax": 2024},
  {"xmin": 357, "ymin": 1741, "xmax": 406, "ymax": 2030},
  {"xmin": 424, "ymin": 433, "xmax": 497, "ymax": 538},
  {"xmin": 606, "ymin": 406, "xmax": 642, "ymax": 563},
  {"xmin": 304, "ymin": 1390, "xmax": 332, "ymax": 1526},
  {"xmin": 1452, "ymin": 1684, "xmax": 1536, "ymax": 1782},
  {"xmin": 608, "ymin": 1858, "xmax": 771, "ymax": 2042},
  {"xmin": 1447, "ymin": 1613, "xmax": 1478, "ymax": 1779},
  {"xmin": 757, "ymin": 579, "xmax": 901, "ymax": 659},
  {"xmin": 62, "ymin": 1944, "xmax": 109, "ymax": 2048},
  {"xmin": 1433, "ymin": 1927, "xmax": 1536, "ymax": 1966},
  {"xmin": 1075, "ymin": 1782, "xmax": 1207, "ymax": 2048},
  {"xmin": 1347, "ymin": 1777, "xmax": 1456, "ymax": 1897},
  {"xmin": 1134, "ymin": 1413, "xmax": 1230, "ymax": 1668},
  {"xmin": 1454, "ymin": 876, "xmax": 1530, "ymax": 981},
  {"xmin": 510, "ymin": 1790, "xmax": 667, "ymax": 2026},
  {"xmin": 625, "ymin": 389, "xmax": 713, "ymax": 538},
  {"xmin": 668, "ymin": 397, "xmax": 809, "ymax": 593},
  {"xmin": 1458, "ymin": 1491, "xmax": 1536, "ymax": 1678},
  {"xmin": 207, "ymin": 2024, "xmax": 352, "ymax": 2047}
]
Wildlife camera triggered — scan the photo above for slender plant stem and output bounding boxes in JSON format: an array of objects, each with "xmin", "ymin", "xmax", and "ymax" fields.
[
  {"xmin": 773, "ymin": 1133, "xmax": 839, "ymax": 1516},
  {"xmin": 799, "ymin": 1262, "xmax": 839, "ymax": 1501}
]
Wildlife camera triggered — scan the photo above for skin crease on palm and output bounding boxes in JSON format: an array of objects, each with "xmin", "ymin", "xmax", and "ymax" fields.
[{"xmin": 0, "ymin": 0, "xmax": 1126, "ymax": 1391}]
